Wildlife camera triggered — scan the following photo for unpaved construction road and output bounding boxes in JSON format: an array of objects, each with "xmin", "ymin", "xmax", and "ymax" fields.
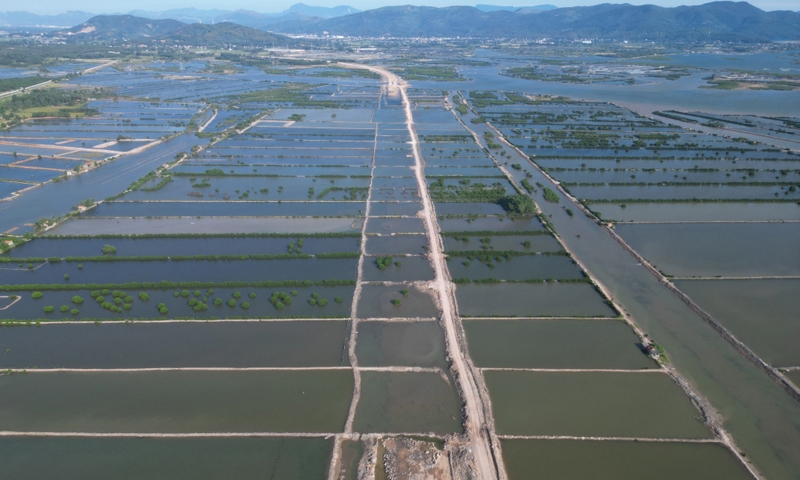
[{"xmin": 341, "ymin": 62, "xmax": 502, "ymax": 480}]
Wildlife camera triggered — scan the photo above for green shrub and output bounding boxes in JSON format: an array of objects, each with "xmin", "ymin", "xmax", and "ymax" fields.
[
  {"xmin": 194, "ymin": 290, "xmax": 201, "ymax": 297},
  {"xmin": 71, "ymin": 295, "xmax": 84, "ymax": 304},
  {"xmin": 138, "ymin": 292, "xmax": 149, "ymax": 301},
  {"xmin": 95, "ymin": 295, "xmax": 105, "ymax": 303},
  {"xmin": 63, "ymin": 274, "xmax": 70, "ymax": 280},
  {"xmin": 102, "ymin": 289, "xmax": 110, "ymax": 295},
  {"xmin": 157, "ymin": 303, "xmax": 166, "ymax": 309},
  {"xmin": 291, "ymin": 290, "xmax": 298, "ymax": 296},
  {"xmin": 318, "ymin": 299, "xmax": 328, "ymax": 306},
  {"xmin": 181, "ymin": 290, "xmax": 190, "ymax": 298},
  {"xmin": 335, "ymin": 297, "xmax": 343, "ymax": 303},
  {"xmin": 233, "ymin": 292, "xmax": 241, "ymax": 299},
  {"xmin": 159, "ymin": 306, "xmax": 168, "ymax": 314},
  {"xmin": 213, "ymin": 298, "xmax": 222, "ymax": 306},
  {"xmin": 275, "ymin": 301, "xmax": 284, "ymax": 310},
  {"xmin": 391, "ymin": 299, "xmax": 402, "ymax": 306},
  {"xmin": 248, "ymin": 292, "xmax": 256, "ymax": 299},
  {"xmin": 123, "ymin": 303, "xmax": 132, "ymax": 310},
  {"xmin": 124, "ymin": 296, "xmax": 133, "ymax": 303},
  {"xmin": 400, "ymin": 289, "xmax": 409, "ymax": 296},
  {"xmin": 311, "ymin": 293, "xmax": 319, "ymax": 299},
  {"xmin": 188, "ymin": 299, "xmax": 197, "ymax": 306},
  {"xmin": 309, "ymin": 299, "xmax": 316, "ymax": 305},
  {"xmin": 173, "ymin": 291, "xmax": 180, "ymax": 297},
  {"xmin": 31, "ymin": 292, "xmax": 43, "ymax": 299},
  {"xmin": 43, "ymin": 305, "xmax": 55, "ymax": 313},
  {"xmin": 59, "ymin": 305, "xmax": 69, "ymax": 313},
  {"xmin": 114, "ymin": 297, "xmax": 123, "ymax": 305},
  {"xmin": 228, "ymin": 299, "xmax": 236, "ymax": 307},
  {"xmin": 241, "ymin": 302, "xmax": 250, "ymax": 309},
  {"xmin": 71, "ymin": 309, "xmax": 79, "ymax": 315}
]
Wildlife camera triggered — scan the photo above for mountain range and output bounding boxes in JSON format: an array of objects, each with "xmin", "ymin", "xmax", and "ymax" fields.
[
  {"xmin": 23, "ymin": 2, "xmax": 800, "ymax": 43},
  {"xmin": 267, "ymin": 2, "xmax": 800, "ymax": 41},
  {"xmin": 60, "ymin": 15, "xmax": 290, "ymax": 46}
]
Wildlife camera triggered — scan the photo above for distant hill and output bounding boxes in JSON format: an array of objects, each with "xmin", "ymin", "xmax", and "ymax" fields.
[
  {"xmin": 58, "ymin": 15, "xmax": 291, "ymax": 46},
  {"xmin": 265, "ymin": 1, "xmax": 800, "ymax": 42},
  {"xmin": 284, "ymin": 3, "xmax": 361, "ymax": 18},
  {"xmin": 474, "ymin": 4, "xmax": 556, "ymax": 13},
  {"xmin": 0, "ymin": 11, "xmax": 94, "ymax": 28}
]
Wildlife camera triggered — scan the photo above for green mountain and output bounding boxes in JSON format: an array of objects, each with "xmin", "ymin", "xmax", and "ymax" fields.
[
  {"xmin": 267, "ymin": 1, "xmax": 800, "ymax": 42},
  {"xmin": 59, "ymin": 15, "xmax": 290, "ymax": 46}
]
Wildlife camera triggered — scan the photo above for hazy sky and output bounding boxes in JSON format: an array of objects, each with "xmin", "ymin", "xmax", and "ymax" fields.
[{"xmin": 17, "ymin": 0, "xmax": 797, "ymax": 15}]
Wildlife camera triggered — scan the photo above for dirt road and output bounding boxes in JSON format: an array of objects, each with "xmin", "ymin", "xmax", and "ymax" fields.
[{"xmin": 341, "ymin": 62, "xmax": 502, "ymax": 480}]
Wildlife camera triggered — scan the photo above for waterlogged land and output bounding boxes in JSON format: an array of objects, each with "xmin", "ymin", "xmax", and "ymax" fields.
[{"xmin": 1, "ymin": 46, "xmax": 796, "ymax": 479}]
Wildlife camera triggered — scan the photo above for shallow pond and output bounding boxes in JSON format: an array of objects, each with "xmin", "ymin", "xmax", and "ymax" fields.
[
  {"xmin": 456, "ymin": 283, "xmax": 616, "ymax": 318},
  {"xmin": 593, "ymin": 203, "xmax": 800, "ymax": 222},
  {"xmin": 0, "ymin": 370, "xmax": 353, "ymax": 433},
  {"xmin": 353, "ymin": 371, "xmax": 463, "ymax": 434},
  {"xmin": 501, "ymin": 439, "xmax": 753, "ymax": 480},
  {"xmin": 616, "ymin": 222, "xmax": 800, "ymax": 277},
  {"xmin": 48, "ymin": 217, "xmax": 362, "ymax": 235},
  {"xmin": 447, "ymin": 255, "xmax": 583, "ymax": 281},
  {"xmin": 0, "ymin": 321, "xmax": 349, "ymax": 368},
  {"xmin": 676, "ymin": 279, "xmax": 800, "ymax": 367},
  {"xmin": 355, "ymin": 321, "xmax": 446, "ymax": 369},
  {"xmin": 464, "ymin": 319, "xmax": 655, "ymax": 369},
  {"xmin": 443, "ymin": 234, "xmax": 561, "ymax": 253},
  {"xmin": 365, "ymin": 235, "xmax": 429, "ymax": 255},
  {"xmin": 0, "ymin": 437, "xmax": 333, "ymax": 480},
  {"xmin": 486, "ymin": 371, "xmax": 712, "ymax": 438},
  {"xmin": 357, "ymin": 285, "xmax": 439, "ymax": 319}
]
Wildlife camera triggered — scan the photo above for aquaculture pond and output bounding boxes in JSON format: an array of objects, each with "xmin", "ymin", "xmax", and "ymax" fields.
[
  {"xmin": 0, "ymin": 370, "xmax": 353, "ymax": 433},
  {"xmin": 464, "ymin": 319, "xmax": 655, "ymax": 369},
  {"xmin": 501, "ymin": 439, "xmax": 754, "ymax": 480},
  {"xmin": 1, "ymin": 286, "xmax": 354, "ymax": 321},
  {"xmin": 47, "ymin": 217, "xmax": 361, "ymax": 235},
  {"xmin": 365, "ymin": 234, "xmax": 429, "ymax": 255},
  {"xmin": 593, "ymin": 203, "xmax": 800, "ymax": 223},
  {"xmin": 3, "ymin": 236, "xmax": 359, "ymax": 258},
  {"xmin": 455, "ymin": 283, "xmax": 616, "ymax": 318},
  {"xmin": 361, "ymin": 255, "xmax": 435, "ymax": 282},
  {"xmin": 355, "ymin": 321, "xmax": 447, "ymax": 368},
  {"xmin": 616, "ymin": 222, "xmax": 800, "ymax": 277},
  {"xmin": 485, "ymin": 371, "xmax": 712, "ymax": 438},
  {"xmin": 86, "ymin": 201, "xmax": 365, "ymax": 218},
  {"xmin": 356, "ymin": 285, "xmax": 439, "ymax": 319},
  {"xmin": 0, "ymin": 321, "xmax": 350, "ymax": 368},
  {"xmin": 0, "ymin": 258, "xmax": 358, "ymax": 285},
  {"xmin": 353, "ymin": 371, "xmax": 463, "ymax": 434},
  {"xmin": 444, "ymin": 233, "xmax": 562, "ymax": 253},
  {"xmin": 676, "ymin": 279, "xmax": 800, "ymax": 367},
  {"xmin": 447, "ymin": 254, "xmax": 583, "ymax": 281},
  {"xmin": 0, "ymin": 437, "xmax": 334, "ymax": 480}
]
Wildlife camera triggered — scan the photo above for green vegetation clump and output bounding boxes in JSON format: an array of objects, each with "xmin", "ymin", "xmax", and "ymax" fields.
[
  {"xmin": 213, "ymin": 298, "xmax": 223, "ymax": 306},
  {"xmin": 43, "ymin": 305, "xmax": 55, "ymax": 313},
  {"xmin": 376, "ymin": 256, "xmax": 393, "ymax": 270},
  {"xmin": 101, "ymin": 244, "xmax": 117, "ymax": 255},
  {"xmin": 233, "ymin": 292, "xmax": 242, "ymax": 299},
  {"xmin": 71, "ymin": 296, "xmax": 84, "ymax": 304},
  {"xmin": 241, "ymin": 302, "xmax": 250, "ymax": 309},
  {"xmin": 248, "ymin": 292, "xmax": 256, "ymax": 299},
  {"xmin": 71, "ymin": 309, "xmax": 79, "ymax": 315},
  {"xmin": 400, "ymin": 289, "xmax": 409, "ymax": 296},
  {"xmin": 391, "ymin": 299, "xmax": 402, "ymax": 306},
  {"xmin": 542, "ymin": 188, "xmax": 560, "ymax": 203},
  {"xmin": 59, "ymin": 305, "xmax": 69, "ymax": 313},
  {"xmin": 227, "ymin": 299, "xmax": 237, "ymax": 307},
  {"xmin": 498, "ymin": 194, "xmax": 537, "ymax": 215},
  {"xmin": 138, "ymin": 292, "xmax": 149, "ymax": 301},
  {"xmin": 335, "ymin": 297, "xmax": 343, "ymax": 303},
  {"xmin": 31, "ymin": 292, "xmax": 43, "ymax": 299}
]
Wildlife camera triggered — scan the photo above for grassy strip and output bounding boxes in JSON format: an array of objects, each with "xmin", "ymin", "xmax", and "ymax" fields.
[
  {"xmin": 0, "ymin": 280, "xmax": 356, "ymax": 292},
  {"xmin": 139, "ymin": 176, "xmax": 173, "ymax": 192}
]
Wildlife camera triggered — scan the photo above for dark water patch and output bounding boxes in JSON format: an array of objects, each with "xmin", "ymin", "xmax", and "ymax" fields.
[
  {"xmin": 486, "ymin": 371, "xmax": 712, "ymax": 438},
  {"xmin": 0, "ymin": 370, "xmax": 353, "ymax": 433},
  {"xmin": 464, "ymin": 319, "xmax": 655, "ymax": 369},
  {"xmin": 0, "ymin": 436, "xmax": 333, "ymax": 480},
  {"xmin": 353, "ymin": 371, "xmax": 463, "ymax": 434},
  {"xmin": 356, "ymin": 321, "xmax": 446, "ymax": 368},
  {"xmin": 0, "ymin": 321, "xmax": 349, "ymax": 368},
  {"xmin": 502, "ymin": 439, "xmax": 753, "ymax": 480}
]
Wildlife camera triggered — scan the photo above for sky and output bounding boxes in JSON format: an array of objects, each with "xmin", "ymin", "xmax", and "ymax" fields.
[{"xmin": 15, "ymin": 0, "xmax": 798, "ymax": 15}]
